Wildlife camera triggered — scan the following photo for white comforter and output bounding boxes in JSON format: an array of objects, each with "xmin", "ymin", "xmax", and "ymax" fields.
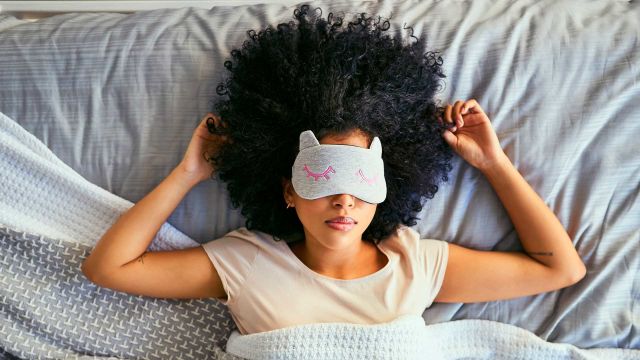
[{"xmin": 223, "ymin": 314, "xmax": 639, "ymax": 360}]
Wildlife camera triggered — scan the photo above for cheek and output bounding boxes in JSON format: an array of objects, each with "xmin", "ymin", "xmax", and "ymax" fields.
[
  {"xmin": 365, "ymin": 206, "xmax": 378, "ymax": 220},
  {"xmin": 296, "ymin": 199, "xmax": 328, "ymax": 217}
]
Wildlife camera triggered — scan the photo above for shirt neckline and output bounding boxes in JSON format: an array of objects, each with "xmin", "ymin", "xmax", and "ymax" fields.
[{"xmin": 279, "ymin": 238, "xmax": 392, "ymax": 283}]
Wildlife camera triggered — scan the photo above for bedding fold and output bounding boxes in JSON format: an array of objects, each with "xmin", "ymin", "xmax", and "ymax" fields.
[{"xmin": 0, "ymin": 111, "xmax": 198, "ymax": 251}]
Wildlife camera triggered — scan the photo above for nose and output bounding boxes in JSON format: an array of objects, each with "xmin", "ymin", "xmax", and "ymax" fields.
[{"xmin": 332, "ymin": 194, "xmax": 355, "ymax": 208}]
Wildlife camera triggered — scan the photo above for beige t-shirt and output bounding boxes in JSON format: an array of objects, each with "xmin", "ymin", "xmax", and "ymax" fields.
[{"xmin": 201, "ymin": 225, "xmax": 449, "ymax": 335}]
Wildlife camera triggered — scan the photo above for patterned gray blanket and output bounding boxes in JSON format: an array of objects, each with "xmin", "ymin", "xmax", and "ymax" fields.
[{"xmin": 0, "ymin": 225, "xmax": 239, "ymax": 359}]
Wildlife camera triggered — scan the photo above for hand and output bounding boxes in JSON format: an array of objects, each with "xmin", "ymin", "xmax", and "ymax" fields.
[
  {"xmin": 440, "ymin": 99, "xmax": 507, "ymax": 171},
  {"xmin": 177, "ymin": 113, "xmax": 229, "ymax": 184}
]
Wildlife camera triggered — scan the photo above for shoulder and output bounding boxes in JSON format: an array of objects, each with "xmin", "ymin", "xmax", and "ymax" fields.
[
  {"xmin": 383, "ymin": 225, "xmax": 428, "ymax": 246},
  {"xmin": 382, "ymin": 225, "xmax": 448, "ymax": 256},
  {"xmin": 379, "ymin": 225, "xmax": 421, "ymax": 255},
  {"xmin": 215, "ymin": 226, "xmax": 273, "ymax": 241},
  {"xmin": 201, "ymin": 226, "xmax": 276, "ymax": 252},
  {"xmin": 395, "ymin": 225, "xmax": 447, "ymax": 244}
]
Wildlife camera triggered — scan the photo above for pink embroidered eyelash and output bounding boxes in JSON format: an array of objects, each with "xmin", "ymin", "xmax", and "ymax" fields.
[
  {"xmin": 356, "ymin": 169, "xmax": 377, "ymax": 185},
  {"xmin": 303, "ymin": 165, "xmax": 336, "ymax": 181},
  {"xmin": 303, "ymin": 165, "xmax": 377, "ymax": 185}
]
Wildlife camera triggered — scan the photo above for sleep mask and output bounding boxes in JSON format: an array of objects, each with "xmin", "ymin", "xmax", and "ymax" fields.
[{"xmin": 291, "ymin": 130, "xmax": 387, "ymax": 203}]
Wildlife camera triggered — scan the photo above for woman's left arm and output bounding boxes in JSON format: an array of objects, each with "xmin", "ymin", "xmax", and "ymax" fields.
[{"xmin": 434, "ymin": 99, "xmax": 586, "ymax": 303}]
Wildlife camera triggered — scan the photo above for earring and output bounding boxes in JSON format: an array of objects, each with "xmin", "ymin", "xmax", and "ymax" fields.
[{"xmin": 286, "ymin": 202, "xmax": 292, "ymax": 209}]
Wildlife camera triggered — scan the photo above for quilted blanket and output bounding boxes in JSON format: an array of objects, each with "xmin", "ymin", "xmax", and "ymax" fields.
[{"xmin": 222, "ymin": 314, "xmax": 639, "ymax": 360}]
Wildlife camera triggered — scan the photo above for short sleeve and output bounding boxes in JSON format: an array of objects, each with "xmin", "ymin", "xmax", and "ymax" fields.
[
  {"xmin": 419, "ymin": 239, "xmax": 449, "ymax": 307},
  {"xmin": 201, "ymin": 229, "xmax": 261, "ymax": 306}
]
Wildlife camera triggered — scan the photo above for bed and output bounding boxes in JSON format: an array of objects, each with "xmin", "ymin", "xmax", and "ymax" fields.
[{"xmin": 0, "ymin": 0, "xmax": 638, "ymax": 358}]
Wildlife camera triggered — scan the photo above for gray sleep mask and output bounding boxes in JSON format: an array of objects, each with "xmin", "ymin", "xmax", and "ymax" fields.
[{"xmin": 291, "ymin": 130, "xmax": 387, "ymax": 203}]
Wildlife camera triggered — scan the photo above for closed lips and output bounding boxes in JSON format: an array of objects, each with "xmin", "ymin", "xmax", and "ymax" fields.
[{"xmin": 325, "ymin": 217, "xmax": 357, "ymax": 224}]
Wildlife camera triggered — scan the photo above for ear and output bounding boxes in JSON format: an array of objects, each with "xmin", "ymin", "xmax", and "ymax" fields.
[
  {"xmin": 369, "ymin": 136, "xmax": 382, "ymax": 156},
  {"xmin": 281, "ymin": 177, "xmax": 295, "ymax": 201},
  {"xmin": 299, "ymin": 130, "xmax": 320, "ymax": 150}
]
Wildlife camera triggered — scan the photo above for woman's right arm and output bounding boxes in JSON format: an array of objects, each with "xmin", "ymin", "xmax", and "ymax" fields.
[
  {"xmin": 81, "ymin": 166, "xmax": 226, "ymax": 299},
  {"xmin": 81, "ymin": 114, "xmax": 228, "ymax": 300}
]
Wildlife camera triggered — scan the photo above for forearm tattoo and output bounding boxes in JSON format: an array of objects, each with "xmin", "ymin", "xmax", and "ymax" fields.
[
  {"xmin": 137, "ymin": 253, "xmax": 147, "ymax": 264},
  {"xmin": 527, "ymin": 251, "xmax": 554, "ymax": 256}
]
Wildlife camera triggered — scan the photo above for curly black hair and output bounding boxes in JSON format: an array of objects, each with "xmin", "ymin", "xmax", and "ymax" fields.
[{"xmin": 207, "ymin": 4, "xmax": 454, "ymax": 244}]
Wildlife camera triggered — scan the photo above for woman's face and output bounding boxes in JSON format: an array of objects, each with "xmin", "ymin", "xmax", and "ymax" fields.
[{"xmin": 282, "ymin": 130, "xmax": 378, "ymax": 249}]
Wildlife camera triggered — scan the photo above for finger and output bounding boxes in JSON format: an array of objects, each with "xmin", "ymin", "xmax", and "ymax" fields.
[
  {"xmin": 463, "ymin": 99, "xmax": 483, "ymax": 114},
  {"xmin": 460, "ymin": 101, "xmax": 468, "ymax": 114},
  {"xmin": 204, "ymin": 117, "xmax": 216, "ymax": 133},
  {"xmin": 443, "ymin": 105, "xmax": 458, "ymax": 132},
  {"xmin": 440, "ymin": 117, "xmax": 456, "ymax": 130},
  {"xmin": 444, "ymin": 104, "xmax": 453, "ymax": 124},
  {"xmin": 438, "ymin": 110, "xmax": 455, "ymax": 130},
  {"xmin": 213, "ymin": 114, "xmax": 228, "ymax": 129},
  {"xmin": 203, "ymin": 113, "xmax": 215, "ymax": 123},
  {"xmin": 204, "ymin": 113, "xmax": 223, "ymax": 124},
  {"xmin": 207, "ymin": 114, "xmax": 233, "ymax": 143},
  {"xmin": 205, "ymin": 115, "xmax": 226, "ymax": 134},
  {"xmin": 452, "ymin": 100, "xmax": 465, "ymax": 128},
  {"xmin": 442, "ymin": 129, "xmax": 457, "ymax": 147},
  {"xmin": 443, "ymin": 105, "xmax": 458, "ymax": 131}
]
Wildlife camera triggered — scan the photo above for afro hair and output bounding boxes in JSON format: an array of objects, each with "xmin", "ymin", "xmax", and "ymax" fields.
[{"xmin": 206, "ymin": 4, "xmax": 454, "ymax": 244}]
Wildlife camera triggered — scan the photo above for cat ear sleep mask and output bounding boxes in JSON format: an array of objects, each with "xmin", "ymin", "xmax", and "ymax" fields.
[{"xmin": 291, "ymin": 130, "xmax": 387, "ymax": 203}]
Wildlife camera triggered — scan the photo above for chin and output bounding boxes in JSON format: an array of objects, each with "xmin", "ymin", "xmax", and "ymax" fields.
[{"xmin": 318, "ymin": 223, "xmax": 362, "ymax": 242}]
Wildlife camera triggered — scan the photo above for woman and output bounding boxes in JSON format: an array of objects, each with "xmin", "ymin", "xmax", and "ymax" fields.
[{"xmin": 81, "ymin": 5, "xmax": 585, "ymax": 336}]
